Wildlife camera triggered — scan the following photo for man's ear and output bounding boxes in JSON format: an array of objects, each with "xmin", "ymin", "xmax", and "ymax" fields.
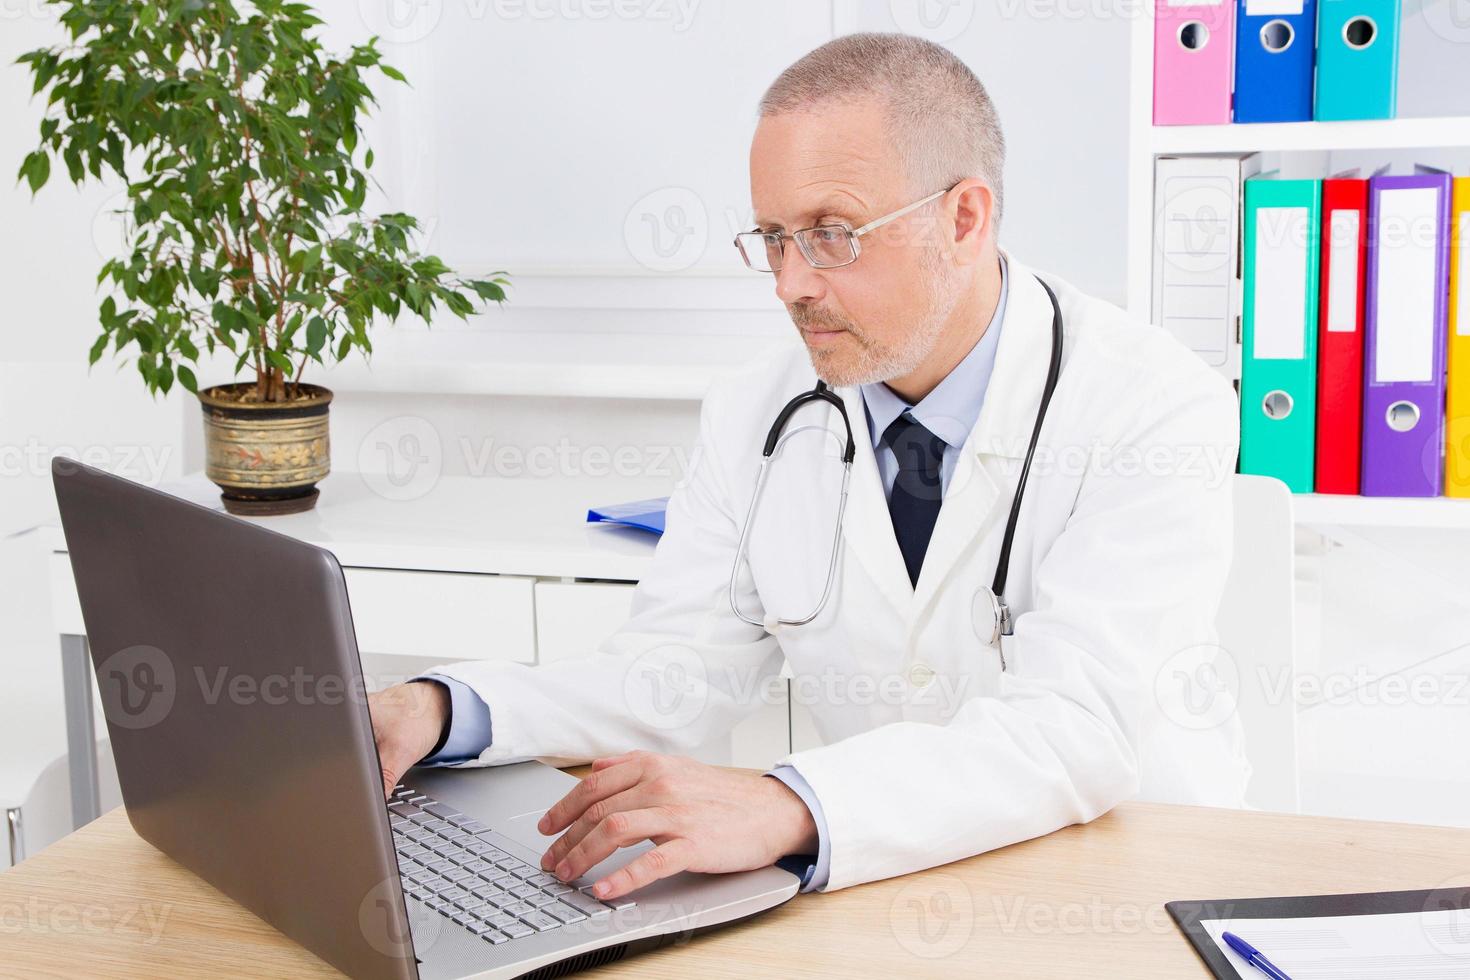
[{"xmin": 949, "ymin": 179, "xmax": 994, "ymax": 267}]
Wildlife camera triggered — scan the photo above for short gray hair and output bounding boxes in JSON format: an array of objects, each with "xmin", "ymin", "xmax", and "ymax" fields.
[{"xmin": 759, "ymin": 33, "xmax": 1006, "ymax": 229}]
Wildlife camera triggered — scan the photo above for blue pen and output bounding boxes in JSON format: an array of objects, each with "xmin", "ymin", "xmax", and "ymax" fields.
[{"xmin": 1223, "ymin": 931, "xmax": 1293, "ymax": 980}]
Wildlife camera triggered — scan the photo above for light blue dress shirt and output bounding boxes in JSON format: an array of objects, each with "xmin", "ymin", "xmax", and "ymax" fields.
[{"xmin": 419, "ymin": 256, "xmax": 1010, "ymax": 893}]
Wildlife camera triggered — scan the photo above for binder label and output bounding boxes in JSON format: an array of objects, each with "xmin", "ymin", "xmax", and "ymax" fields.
[
  {"xmin": 1253, "ymin": 206, "xmax": 1310, "ymax": 361},
  {"xmin": 1374, "ymin": 188, "xmax": 1440, "ymax": 383},
  {"xmin": 1244, "ymin": 0, "xmax": 1304, "ymax": 14},
  {"xmin": 1460, "ymin": 213, "xmax": 1470, "ymax": 338},
  {"xmin": 1327, "ymin": 210, "xmax": 1360, "ymax": 333}
]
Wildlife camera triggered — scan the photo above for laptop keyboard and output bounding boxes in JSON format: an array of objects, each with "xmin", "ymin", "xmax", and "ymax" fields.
[{"xmin": 388, "ymin": 784, "xmax": 635, "ymax": 945}]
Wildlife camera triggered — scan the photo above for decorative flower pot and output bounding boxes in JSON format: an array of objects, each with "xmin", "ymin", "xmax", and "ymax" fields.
[{"xmin": 198, "ymin": 383, "xmax": 332, "ymax": 515}]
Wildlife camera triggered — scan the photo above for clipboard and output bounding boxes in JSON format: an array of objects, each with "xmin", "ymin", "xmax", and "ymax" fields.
[
  {"xmin": 585, "ymin": 497, "xmax": 668, "ymax": 536},
  {"xmin": 1167, "ymin": 885, "xmax": 1470, "ymax": 978}
]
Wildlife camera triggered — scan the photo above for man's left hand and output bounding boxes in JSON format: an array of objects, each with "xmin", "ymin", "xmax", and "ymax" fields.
[{"xmin": 537, "ymin": 750, "xmax": 818, "ymax": 901}]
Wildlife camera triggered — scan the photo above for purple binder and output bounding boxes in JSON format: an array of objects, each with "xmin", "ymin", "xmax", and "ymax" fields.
[{"xmin": 1361, "ymin": 171, "xmax": 1453, "ymax": 497}]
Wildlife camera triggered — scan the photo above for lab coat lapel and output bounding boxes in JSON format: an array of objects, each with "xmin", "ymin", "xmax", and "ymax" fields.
[
  {"xmin": 832, "ymin": 383, "xmax": 916, "ymax": 614},
  {"xmin": 912, "ymin": 256, "xmax": 1056, "ymax": 611}
]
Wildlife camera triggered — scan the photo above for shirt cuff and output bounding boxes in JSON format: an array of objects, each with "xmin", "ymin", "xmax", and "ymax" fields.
[
  {"xmin": 413, "ymin": 674, "xmax": 493, "ymax": 765},
  {"xmin": 765, "ymin": 764, "xmax": 831, "ymax": 892}
]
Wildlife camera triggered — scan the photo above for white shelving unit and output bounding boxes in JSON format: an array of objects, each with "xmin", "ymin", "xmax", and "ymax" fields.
[
  {"xmin": 1125, "ymin": 10, "xmax": 1470, "ymax": 529},
  {"xmin": 1149, "ymin": 115, "xmax": 1470, "ymax": 156},
  {"xmin": 1293, "ymin": 492, "xmax": 1470, "ymax": 530}
]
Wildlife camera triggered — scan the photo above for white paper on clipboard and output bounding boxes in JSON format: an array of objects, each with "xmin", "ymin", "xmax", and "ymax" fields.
[{"xmin": 1201, "ymin": 908, "xmax": 1470, "ymax": 977}]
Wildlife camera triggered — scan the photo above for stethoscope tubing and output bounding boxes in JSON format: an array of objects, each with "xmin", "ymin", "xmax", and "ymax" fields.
[{"xmin": 729, "ymin": 274, "xmax": 1064, "ymax": 640}]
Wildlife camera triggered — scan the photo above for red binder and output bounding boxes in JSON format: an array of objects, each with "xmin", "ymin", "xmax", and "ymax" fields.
[{"xmin": 1315, "ymin": 176, "xmax": 1370, "ymax": 494}]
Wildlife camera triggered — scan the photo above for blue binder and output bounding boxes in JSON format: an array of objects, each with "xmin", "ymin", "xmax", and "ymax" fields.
[
  {"xmin": 1314, "ymin": 0, "xmax": 1399, "ymax": 120},
  {"xmin": 586, "ymin": 497, "xmax": 668, "ymax": 536},
  {"xmin": 1234, "ymin": 0, "xmax": 1318, "ymax": 123}
]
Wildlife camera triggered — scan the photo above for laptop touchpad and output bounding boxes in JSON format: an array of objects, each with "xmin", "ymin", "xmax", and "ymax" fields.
[{"xmin": 496, "ymin": 810, "xmax": 653, "ymax": 879}]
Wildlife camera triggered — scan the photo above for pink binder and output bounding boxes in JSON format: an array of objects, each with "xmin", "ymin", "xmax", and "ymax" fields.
[{"xmin": 1153, "ymin": 0, "xmax": 1235, "ymax": 126}]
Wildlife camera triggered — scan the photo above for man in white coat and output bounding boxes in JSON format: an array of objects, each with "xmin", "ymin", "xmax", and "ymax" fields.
[{"xmin": 368, "ymin": 33, "xmax": 1250, "ymax": 902}]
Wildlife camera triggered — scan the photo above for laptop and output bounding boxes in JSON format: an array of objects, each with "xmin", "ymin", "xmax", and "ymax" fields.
[{"xmin": 52, "ymin": 460, "xmax": 798, "ymax": 979}]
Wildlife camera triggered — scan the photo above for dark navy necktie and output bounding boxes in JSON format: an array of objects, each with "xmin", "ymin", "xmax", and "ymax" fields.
[{"xmin": 881, "ymin": 411, "xmax": 945, "ymax": 587}]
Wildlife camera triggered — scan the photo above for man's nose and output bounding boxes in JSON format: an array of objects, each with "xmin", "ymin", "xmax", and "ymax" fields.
[{"xmin": 774, "ymin": 242, "xmax": 827, "ymax": 306}]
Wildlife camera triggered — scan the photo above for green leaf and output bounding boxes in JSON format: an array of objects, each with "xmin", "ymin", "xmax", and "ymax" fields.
[
  {"xmin": 280, "ymin": 310, "xmax": 304, "ymax": 345},
  {"xmin": 469, "ymin": 279, "xmax": 506, "ymax": 303},
  {"xmin": 88, "ymin": 334, "xmax": 108, "ymax": 366},
  {"xmin": 21, "ymin": 151, "xmax": 49, "ymax": 193},
  {"xmin": 177, "ymin": 364, "xmax": 198, "ymax": 393},
  {"xmin": 305, "ymin": 315, "xmax": 327, "ymax": 355},
  {"xmin": 380, "ymin": 64, "xmax": 407, "ymax": 83}
]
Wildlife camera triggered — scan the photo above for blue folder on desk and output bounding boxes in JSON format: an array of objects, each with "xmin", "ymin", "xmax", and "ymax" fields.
[{"xmin": 586, "ymin": 497, "xmax": 668, "ymax": 536}]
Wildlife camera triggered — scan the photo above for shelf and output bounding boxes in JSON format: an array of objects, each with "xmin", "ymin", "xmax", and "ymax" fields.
[
  {"xmin": 191, "ymin": 329, "xmax": 799, "ymax": 401},
  {"xmin": 310, "ymin": 357, "xmax": 747, "ymax": 401},
  {"xmin": 1149, "ymin": 115, "xmax": 1470, "ymax": 156},
  {"xmin": 1293, "ymin": 493, "xmax": 1470, "ymax": 530}
]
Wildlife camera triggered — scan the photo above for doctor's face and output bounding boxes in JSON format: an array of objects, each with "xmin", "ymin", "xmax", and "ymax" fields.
[{"xmin": 748, "ymin": 98, "xmax": 963, "ymax": 387}]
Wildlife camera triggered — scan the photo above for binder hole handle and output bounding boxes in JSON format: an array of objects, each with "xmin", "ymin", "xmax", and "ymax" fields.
[
  {"xmin": 1261, "ymin": 19, "xmax": 1295, "ymax": 53},
  {"xmin": 1386, "ymin": 401, "xmax": 1420, "ymax": 433},
  {"xmin": 1177, "ymin": 21, "xmax": 1210, "ymax": 51},
  {"xmin": 1262, "ymin": 390, "xmax": 1294, "ymax": 421},
  {"xmin": 1344, "ymin": 16, "xmax": 1376, "ymax": 49}
]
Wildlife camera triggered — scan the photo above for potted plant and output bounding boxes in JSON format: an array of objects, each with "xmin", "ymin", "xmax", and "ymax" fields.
[{"xmin": 17, "ymin": 0, "xmax": 507, "ymax": 514}]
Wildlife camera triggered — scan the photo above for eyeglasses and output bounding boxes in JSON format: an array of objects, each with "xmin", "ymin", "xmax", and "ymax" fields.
[{"xmin": 733, "ymin": 186, "xmax": 952, "ymax": 274}]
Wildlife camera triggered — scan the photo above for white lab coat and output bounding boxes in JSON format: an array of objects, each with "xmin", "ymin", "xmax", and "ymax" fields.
[{"xmin": 434, "ymin": 253, "xmax": 1251, "ymax": 891}]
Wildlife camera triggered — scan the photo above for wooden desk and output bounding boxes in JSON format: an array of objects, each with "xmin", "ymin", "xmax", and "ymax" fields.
[{"xmin": 4, "ymin": 802, "xmax": 1470, "ymax": 978}]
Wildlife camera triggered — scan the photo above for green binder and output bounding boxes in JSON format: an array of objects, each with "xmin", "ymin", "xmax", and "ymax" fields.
[{"xmin": 1240, "ymin": 174, "xmax": 1322, "ymax": 493}]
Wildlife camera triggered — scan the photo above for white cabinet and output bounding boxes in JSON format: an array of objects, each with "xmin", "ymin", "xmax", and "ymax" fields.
[
  {"xmin": 533, "ymin": 581, "xmax": 639, "ymax": 664},
  {"xmin": 344, "ymin": 567, "xmax": 537, "ymax": 663}
]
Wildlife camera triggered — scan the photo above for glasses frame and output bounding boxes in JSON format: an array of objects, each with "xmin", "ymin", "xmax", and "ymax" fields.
[{"xmin": 734, "ymin": 185, "xmax": 953, "ymax": 273}]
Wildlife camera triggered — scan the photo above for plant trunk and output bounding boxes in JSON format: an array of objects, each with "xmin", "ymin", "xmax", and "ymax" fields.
[{"xmin": 256, "ymin": 366, "xmax": 288, "ymax": 402}]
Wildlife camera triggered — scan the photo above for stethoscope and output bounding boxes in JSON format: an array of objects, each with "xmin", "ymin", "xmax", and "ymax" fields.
[{"xmin": 728, "ymin": 275, "xmax": 1065, "ymax": 670}]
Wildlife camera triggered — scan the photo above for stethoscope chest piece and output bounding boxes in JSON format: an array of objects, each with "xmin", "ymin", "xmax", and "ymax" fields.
[
  {"xmin": 972, "ymin": 586, "xmax": 1004, "ymax": 647},
  {"xmin": 972, "ymin": 586, "xmax": 1010, "ymax": 671}
]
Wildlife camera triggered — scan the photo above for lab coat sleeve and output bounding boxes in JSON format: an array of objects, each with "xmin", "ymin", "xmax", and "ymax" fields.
[
  {"xmin": 423, "ymin": 380, "xmax": 784, "ymax": 767},
  {"xmin": 779, "ymin": 367, "xmax": 1240, "ymax": 891}
]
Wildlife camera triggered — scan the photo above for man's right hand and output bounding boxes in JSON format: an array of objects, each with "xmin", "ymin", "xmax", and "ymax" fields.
[{"xmin": 366, "ymin": 681, "xmax": 451, "ymax": 799}]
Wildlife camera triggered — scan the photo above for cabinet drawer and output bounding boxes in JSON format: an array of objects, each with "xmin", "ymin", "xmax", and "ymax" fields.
[
  {"xmin": 533, "ymin": 580, "xmax": 637, "ymax": 664},
  {"xmin": 343, "ymin": 568, "xmax": 535, "ymax": 663}
]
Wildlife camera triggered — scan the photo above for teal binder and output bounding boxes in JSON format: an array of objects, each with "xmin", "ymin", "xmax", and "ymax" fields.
[
  {"xmin": 1315, "ymin": 0, "xmax": 1400, "ymax": 121},
  {"xmin": 1240, "ymin": 175, "xmax": 1322, "ymax": 493}
]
